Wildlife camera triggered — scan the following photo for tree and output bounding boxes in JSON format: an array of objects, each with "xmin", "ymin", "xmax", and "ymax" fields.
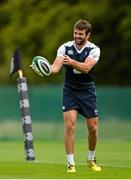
[{"xmin": 0, "ymin": 0, "xmax": 131, "ymax": 85}]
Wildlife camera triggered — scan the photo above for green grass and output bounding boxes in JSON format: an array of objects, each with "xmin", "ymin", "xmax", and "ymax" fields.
[{"xmin": 0, "ymin": 140, "xmax": 131, "ymax": 179}]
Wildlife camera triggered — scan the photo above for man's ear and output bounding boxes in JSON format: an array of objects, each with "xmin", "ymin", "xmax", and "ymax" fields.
[{"xmin": 87, "ymin": 32, "xmax": 91, "ymax": 38}]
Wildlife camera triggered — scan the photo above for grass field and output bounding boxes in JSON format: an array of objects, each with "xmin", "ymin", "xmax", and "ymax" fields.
[{"xmin": 0, "ymin": 140, "xmax": 131, "ymax": 179}]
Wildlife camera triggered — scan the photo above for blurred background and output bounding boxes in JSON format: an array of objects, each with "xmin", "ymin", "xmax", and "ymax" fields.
[{"xmin": 0, "ymin": 0, "xmax": 131, "ymax": 142}]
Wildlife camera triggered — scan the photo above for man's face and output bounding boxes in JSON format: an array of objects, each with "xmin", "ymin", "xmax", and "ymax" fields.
[{"xmin": 73, "ymin": 28, "xmax": 87, "ymax": 46}]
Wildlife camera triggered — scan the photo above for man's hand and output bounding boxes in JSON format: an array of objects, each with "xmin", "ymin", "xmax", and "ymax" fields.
[
  {"xmin": 29, "ymin": 64, "xmax": 34, "ymax": 69},
  {"xmin": 62, "ymin": 55, "xmax": 75, "ymax": 66}
]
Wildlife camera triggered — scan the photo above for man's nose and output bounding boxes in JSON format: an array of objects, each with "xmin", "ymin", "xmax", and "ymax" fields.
[{"xmin": 75, "ymin": 34, "xmax": 80, "ymax": 38}]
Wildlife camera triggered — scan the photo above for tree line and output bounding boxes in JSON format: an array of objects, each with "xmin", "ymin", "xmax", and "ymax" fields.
[{"xmin": 0, "ymin": 0, "xmax": 131, "ymax": 85}]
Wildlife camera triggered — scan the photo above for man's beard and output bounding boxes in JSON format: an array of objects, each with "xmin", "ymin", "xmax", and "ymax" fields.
[{"xmin": 75, "ymin": 38, "xmax": 86, "ymax": 46}]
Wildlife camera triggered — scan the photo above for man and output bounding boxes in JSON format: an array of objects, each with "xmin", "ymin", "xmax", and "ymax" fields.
[{"xmin": 50, "ymin": 19, "xmax": 101, "ymax": 173}]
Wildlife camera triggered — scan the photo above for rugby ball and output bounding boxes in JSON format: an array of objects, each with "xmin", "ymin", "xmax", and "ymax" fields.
[{"xmin": 32, "ymin": 56, "xmax": 51, "ymax": 77}]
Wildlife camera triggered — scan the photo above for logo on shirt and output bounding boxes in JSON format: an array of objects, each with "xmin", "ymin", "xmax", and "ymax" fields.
[
  {"xmin": 94, "ymin": 109, "xmax": 98, "ymax": 115},
  {"xmin": 62, "ymin": 106, "xmax": 65, "ymax": 110},
  {"xmin": 85, "ymin": 51, "xmax": 88, "ymax": 56},
  {"xmin": 93, "ymin": 54, "xmax": 98, "ymax": 59},
  {"xmin": 73, "ymin": 68, "xmax": 81, "ymax": 74},
  {"xmin": 67, "ymin": 50, "xmax": 73, "ymax": 55}
]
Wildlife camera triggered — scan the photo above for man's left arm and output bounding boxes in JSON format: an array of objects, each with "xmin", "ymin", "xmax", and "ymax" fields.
[
  {"xmin": 63, "ymin": 47, "xmax": 100, "ymax": 73},
  {"xmin": 63, "ymin": 55, "xmax": 97, "ymax": 74}
]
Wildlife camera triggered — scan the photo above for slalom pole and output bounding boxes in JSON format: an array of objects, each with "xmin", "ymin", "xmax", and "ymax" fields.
[{"xmin": 10, "ymin": 49, "xmax": 35, "ymax": 161}]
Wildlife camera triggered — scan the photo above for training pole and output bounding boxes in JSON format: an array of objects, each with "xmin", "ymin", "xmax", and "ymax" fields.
[
  {"xmin": 17, "ymin": 70, "xmax": 35, "ymax": 161},
  {"xmin": 10, "ymin": 49, "xmax": 35, "ymax": 161}
]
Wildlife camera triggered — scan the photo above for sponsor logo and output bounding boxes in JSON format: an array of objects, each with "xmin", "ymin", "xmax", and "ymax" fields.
[
  {"xmin": 73, "ymin": 68, "xmax": 81, "ymax": 74},
  {"xmin": 62, "ymin": 106, "xmax": 65, "ymax": 110},
  {"xmin": 67, "ymin": 50, "xmax": 73, "ymax": 55},
  {"xmin": 94, "ymin": 109, "xmax": 98, "ymax": 115},
  {"xmin": 85, "ymin": 51, "xmax": 88, "ymax": 56}
]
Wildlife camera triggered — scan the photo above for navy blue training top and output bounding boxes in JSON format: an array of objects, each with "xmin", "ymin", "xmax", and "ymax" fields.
[{"xmin": 57, "ymin": 41, "xmax": 100, "ymax": 90}]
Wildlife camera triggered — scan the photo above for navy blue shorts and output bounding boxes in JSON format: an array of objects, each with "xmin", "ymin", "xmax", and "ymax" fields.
[{"xmin": 62, "ymin": 83, "xmax": 98, "ymax": 118}]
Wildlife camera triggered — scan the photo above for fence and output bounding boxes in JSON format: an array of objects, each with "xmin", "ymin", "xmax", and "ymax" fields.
[{"xmin": 0, "ymin": 85, "xmax": 131, "ymax": 140}]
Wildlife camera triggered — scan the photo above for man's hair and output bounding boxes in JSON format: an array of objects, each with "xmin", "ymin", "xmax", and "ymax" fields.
[{"xmin": 74, "ymin": 19, "xmax": 91, "ymax": 35}]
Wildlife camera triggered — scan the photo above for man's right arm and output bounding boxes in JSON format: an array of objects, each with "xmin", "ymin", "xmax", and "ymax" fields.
[
  {"xmin": 51, "ymin": 56, "xmax": 64, "ymax": 74},
  {"xmin": 51, "ymin": 44, "xmax": 65, "ymax": 74}
]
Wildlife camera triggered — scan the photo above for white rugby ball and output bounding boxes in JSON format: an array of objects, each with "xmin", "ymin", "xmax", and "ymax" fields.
[{"xmin": 32, "ymin": 56, "xmax": 51, "ymax": 77}]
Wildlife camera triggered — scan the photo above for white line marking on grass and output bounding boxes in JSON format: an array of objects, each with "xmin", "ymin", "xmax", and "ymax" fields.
[
  {"xmin": 100, "ymin": 163, "xmax": 131, "ymax": 168},
  {"xmin": 28, "ymin": 160, "xmax": 131, "ymax": 168}
]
